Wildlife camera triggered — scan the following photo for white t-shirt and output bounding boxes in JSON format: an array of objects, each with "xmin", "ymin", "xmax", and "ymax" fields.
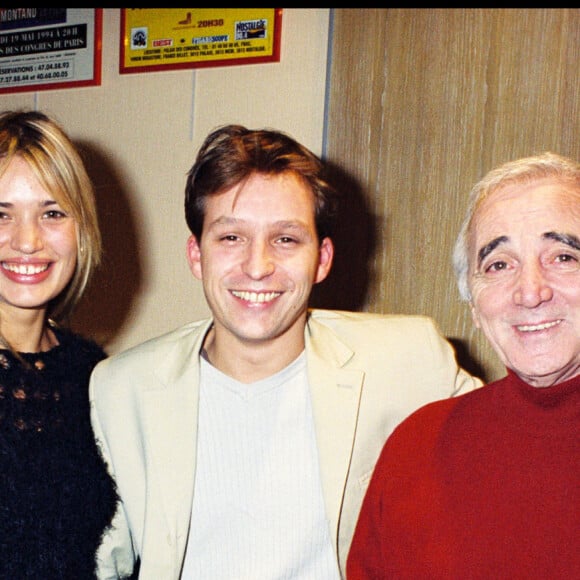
[{"xmin": 181, "ymin": 352, "xmax": 340, "ymax": 579}]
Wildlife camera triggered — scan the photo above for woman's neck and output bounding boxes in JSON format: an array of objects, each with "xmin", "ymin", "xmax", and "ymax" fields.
[{"xmin": 0, "ymin": 308, "xmax": 55, "ymax": 353}]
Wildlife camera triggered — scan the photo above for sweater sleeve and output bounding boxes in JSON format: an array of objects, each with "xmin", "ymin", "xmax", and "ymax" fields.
[{"xmin": 347, "ymin": 466, "xmax": 387, "ymax": 578}]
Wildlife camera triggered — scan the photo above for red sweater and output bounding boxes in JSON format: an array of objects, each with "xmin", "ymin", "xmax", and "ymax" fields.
[{"xmin": 347, "ymin": 370, "xmax": 580, "ymax": 579}]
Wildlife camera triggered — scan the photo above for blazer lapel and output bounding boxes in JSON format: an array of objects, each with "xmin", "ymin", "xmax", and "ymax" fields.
[
  {"xmin": 141, "ymin": 320, "xmax": 212, "ymax": 552},
  {"xmin": 305, "ymin": 315, "xmax": 365, "ymax": 545}
]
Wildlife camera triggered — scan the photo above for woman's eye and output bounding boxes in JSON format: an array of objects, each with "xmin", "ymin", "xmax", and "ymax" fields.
[{"xmin": 44, "ymin": 209, "xmax": 67, "ymax": 219}]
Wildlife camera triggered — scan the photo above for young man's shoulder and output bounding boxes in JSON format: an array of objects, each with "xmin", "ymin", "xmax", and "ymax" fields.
[
  {"xmin": 99, "ymin": 318, "xmax": 212, "ymax": 367},
  {"xmin": 308, "ymin": 308, "xmax": 441, "ymax": 333}
]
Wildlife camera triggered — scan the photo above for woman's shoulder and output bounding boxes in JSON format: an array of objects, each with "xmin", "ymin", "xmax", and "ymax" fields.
[{"xmin": 52, "ymin": 326, "xmax": 107, "ymax": 365}]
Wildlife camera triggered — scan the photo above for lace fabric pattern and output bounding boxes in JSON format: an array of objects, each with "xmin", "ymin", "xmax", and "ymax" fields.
[{"xmin": 0, "ymin": 329, "xmax": 119, "ymax": 579}]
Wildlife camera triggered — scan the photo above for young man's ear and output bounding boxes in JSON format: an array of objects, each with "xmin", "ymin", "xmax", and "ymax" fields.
[
  {"xmin": 186, "ymin": 234, "xmax": 203, "ymax": 280},
  {"xmin": 314, "ymin": 237, "xmax": 334, "ymax": 284}
]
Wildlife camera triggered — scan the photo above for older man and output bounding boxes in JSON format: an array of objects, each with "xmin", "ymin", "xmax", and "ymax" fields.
[{"xmin": 348, "ymin": 152, "xmax": 580, "ymax": 579}]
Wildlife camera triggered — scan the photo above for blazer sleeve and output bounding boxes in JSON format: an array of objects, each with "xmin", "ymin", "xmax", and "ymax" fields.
[{"xmin": 91, "ymin": 362, "xmax": 138, "ymax": 580}]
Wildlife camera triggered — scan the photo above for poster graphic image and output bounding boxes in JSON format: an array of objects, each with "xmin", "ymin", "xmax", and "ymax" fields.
[{"xmin": 120, "ymin": 9, "xmax": 282, "ymax": 74}]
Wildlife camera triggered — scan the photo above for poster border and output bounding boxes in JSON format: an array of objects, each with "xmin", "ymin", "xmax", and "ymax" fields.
[
  {"xmin": 119, "ymin": 8, "xmax": 282, "ymax": 75},
  {"xmin": 0, "ymin": 8, "xmax": 102, "ymax": 95}
]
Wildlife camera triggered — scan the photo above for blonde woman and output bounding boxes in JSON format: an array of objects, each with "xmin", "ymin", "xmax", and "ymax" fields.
[{"xmin": 0, "ymin": 110, "xmax": 118, "ymax": 578}]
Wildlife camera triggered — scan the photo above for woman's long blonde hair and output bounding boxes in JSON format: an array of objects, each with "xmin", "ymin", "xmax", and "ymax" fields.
[{"xmin": 0, "ymin": 110, "xmax": 102, "ymax": 322}]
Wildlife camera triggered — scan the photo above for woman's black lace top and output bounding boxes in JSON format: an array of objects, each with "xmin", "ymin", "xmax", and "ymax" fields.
[{"xmin": 0, "ymin": 328, "xmax": 118, "ymax": 579}]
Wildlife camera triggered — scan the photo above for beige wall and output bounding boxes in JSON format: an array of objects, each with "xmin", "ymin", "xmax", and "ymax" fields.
[{"xmin": 0, "ymin": 9, "xmax": 330, "ymax": 354}]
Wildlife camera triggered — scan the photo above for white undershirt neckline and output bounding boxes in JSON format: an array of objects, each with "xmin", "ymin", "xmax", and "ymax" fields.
[{"xmin": 181, "ymin": 351, "xmax": 340, "ymax": 579}]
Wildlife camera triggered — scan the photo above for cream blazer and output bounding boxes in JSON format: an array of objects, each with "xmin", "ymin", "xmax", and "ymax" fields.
[{"xmin": 91, "ymin": 309, "xmax": 481, "ymax": 579}]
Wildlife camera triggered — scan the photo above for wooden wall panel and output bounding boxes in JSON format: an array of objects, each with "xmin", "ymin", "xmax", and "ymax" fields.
[{"xmin": 322, "ymin": 8, "xmax": 580, "ymax": 381}]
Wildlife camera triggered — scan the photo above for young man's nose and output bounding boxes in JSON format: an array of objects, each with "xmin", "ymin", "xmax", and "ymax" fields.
[{"xmin": 242, "ymin": 240, "xmax": 275, "ymax": 279}]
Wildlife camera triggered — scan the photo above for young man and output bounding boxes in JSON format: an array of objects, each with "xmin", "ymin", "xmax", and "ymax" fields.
[{"xmin": 91, "ymin": 124, "xmax": 481, "ymax": 579}]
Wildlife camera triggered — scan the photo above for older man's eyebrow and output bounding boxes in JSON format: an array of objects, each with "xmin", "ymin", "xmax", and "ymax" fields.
[
  {"xmin": 544, "ymin": 231, "xmax": 580, "ymax": 251},
  {"xmin": 477, "ymin": 235, "xmax": 508, "ymax": 266}
]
